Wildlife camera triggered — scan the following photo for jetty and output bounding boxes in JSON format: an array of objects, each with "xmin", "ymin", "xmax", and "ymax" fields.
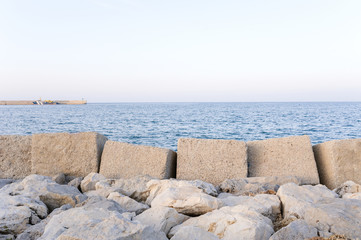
[{"xmin": 0, "ymin": 99, "xmax": 87, "ymax": 105}]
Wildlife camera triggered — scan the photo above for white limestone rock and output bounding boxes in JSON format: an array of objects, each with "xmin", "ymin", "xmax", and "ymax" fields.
[
  {"xmin": 51, "ymin": 173, "xmax": 66, "ymax": 185},
  {"xmin": 1, "ymin": 175, "xmax": 87, "ymax": 212},
  {"xmin": 334, "ymin": 180, "xmax": 361, "ymax": 197},
  {"xmin": 80, "ymin": 172, "xmax": 106, "ymax": 193},
  {"xmin": 169, "ymin": 206, "xmax": 274, "ymax": 240},
  {"xmin": 170, "ymin": 226, "xmax": 220, "ymax": 240},
  {"xmin": 95, "ymin": 175, "xmax": 154, "ymax": 202},
  {"xmin": 148, "ymin": 182, "xmax": 222, "ymax": 216},
  {"xmin": 38, "ymin": 206, "xmax": 168, "ymax": 240},
  {"xmin": 0, "ymin": 193, "xmax": 47, "ymax": 235},
  {"xmin": 304, "ymin": 198, "xmax": 361, "ymax": 239},
  {"xmin": 107, "ymin": 192, "xmax": 149, "ymax": 214},
  {"xmin": 343, "ymin": 192, "xmax": 361, "ymax": 200},
  {"xmin": 269, "ymin": 219, "xmax": 318, "ymax": 240},
  {"xmin": 76, "ymin": 196, "xmax": 126, "ymax": 213},
  {"xmin": 134, "ymin": 206, "xmax": 189, "ymax": 235},
  {"xmin": 219, "ymin": 176, "xmax": 301, "ymax": 196},
  {"xmin": 67, "ymin": 177, "xmax": 83, "ymax": 189},
  {"xmin": 0, "ymin": 179, "xmax": 14, "ymax": 190},
  {"xmin": 276, "ymin": 183, "xmax": 337, "ymax": 219},
  {"xmin": 218, "ymin": 193, "xmax": 280, "ymax": 218}
]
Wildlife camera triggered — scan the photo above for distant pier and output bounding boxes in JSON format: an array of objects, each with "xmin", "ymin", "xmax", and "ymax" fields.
[{"xmin": 0, "ymin": 100, "xmax": 87, "ymax": 105}]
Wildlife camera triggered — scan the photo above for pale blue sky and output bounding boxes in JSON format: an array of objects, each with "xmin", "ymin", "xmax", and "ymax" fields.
[{"xmin": 0, "ymin": 0, "xmax": 360, "ymax": 102}]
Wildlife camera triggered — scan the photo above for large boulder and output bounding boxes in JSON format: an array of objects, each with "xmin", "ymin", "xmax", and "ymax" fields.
[
  {"xmin": 0, "ymin": 135, "xmax": 32, "ymax": 179},
  {"xmin": 169, "ymin": 206, "xmax": 274, "ymax": 240},
  {"xmin": 0, "ymin": 192, "xmax": 48, "ymax": 235},
  {"xmin": 80, "ymin": 173, "xmax": 106, "ymax": 193},
  {"xmin": 170, "ymin": 226, "xmax": 220, "ymax": 240},
  {"xmin": 31, "ymin": 132, "xmax": 107, "ymax": 177},
  {"xmin": 247, "ymin": 136, "xmax": 319, "ymax": 185},
  {"xmin": 99, "ymin": 141, "xmax": 176, "ymax": 179},
  {"xmin": 313, "ymin": 139, "xmax": 361, "ymax": 189},
  {"xmin": 134, "ymin": 206, "xmax": 189, "ymax": 235},
  {"xmin": 176, "ymin": 138, "xmax": 247, "ymax": 185},
  {"xmin": 219, "ymin": 176, "xmax": 301, "ymax": 196},
  {"xmin": 269, "ymin": 219, "xmax": 318, "ymax": 240},
  {"xmin": 38, "ymin": 205, "xmax": 168, "ymax": 240},
  {"xmin": 107, "ymin": 192, "xmax": 149, "ymax": 214},
  {"xmin": 1, "ymin": 175, "xmax": 87, "ymax": 211}
]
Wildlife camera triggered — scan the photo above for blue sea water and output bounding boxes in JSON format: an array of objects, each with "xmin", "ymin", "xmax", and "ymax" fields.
[{"xmin": 1, "ymin": 102, "xmax": 361, "ymax": 150}]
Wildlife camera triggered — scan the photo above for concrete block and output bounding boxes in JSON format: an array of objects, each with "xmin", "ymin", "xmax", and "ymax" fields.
[
  {"xmin": 313, "ymin": 139, "xmax": 361, "ymax": 189},
  {"xmin": 0, "ymin": 135, "xmax": 32, "ymax": 179},
  {"xmin": 247, "ymin": 136, "xmax": 319, "ymax": 185},
  {"xmin": 99, "ymin": 141, "xmax": 177, "ymax": 179},
  {"xmin": 176, "ymin": 138, "xmax": 247, "ymax": 185},
  {"xmin": 31, "ymin": 132, "xmax": 107, "ymax": 177}
]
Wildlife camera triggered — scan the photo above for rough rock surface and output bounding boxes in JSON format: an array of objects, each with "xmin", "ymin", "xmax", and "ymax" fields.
[
  {"xmin": 80, "ymin": 172, "xmax": 106, "ymax": 193},
  {"xmin": 0, "ymin": 135, "xmax": 32, "ymax": 179},
  {"xmin": 0, "ymin": 192, "xmax": 48, "ymax": 235},
  {"xmin": 334, "ymin": 180, "xmax": 361, "ymax": 197},
  {"xmin": 146, "ymin": 179, "xmax": 222, "ymax": 215},
  {"xmin": 134, "ymin": 206, "xmax": 189, "ymax": 235},
  {"xmin": 169, "ymin": 206, "xmax": 274, "ymax": 240},
  {"xmin": 38, "ymin": 205, "xmax": 168, "ymax": 240},
  {"xmin": 0, "ymin": 179, "xmax": 14, "ymax": 190},
  {"xmin": 177, "ymin": 138, "xmax": 247, "ymax": 185},
  {"xmin": 269, "ymin": 219, "xmax": 318, "ymax": 240},
  {"xmin": 67, "ymin": 177, "xmax": 83, "ymax": 189},
  {"xmin": 247, "ymin": 136, "xmax": 320, "ymax": 185},
  {"xmin": 219, "ymin": 176, "xmax": 301, "ymax": 196},
  {"xmin": 31, "ymin": 132, "xmax": 107, "ymax": 177},
  {"xmin": 1, "ymin": 175, "xmax": 87, "ymax": 211},
  {"xmin": 107, "ymin": 192, "xmax": 149, "ymax": 214},
  {"xmin": 170, "ymin": 226, "xmax": 220, "ymax": 240},
  {"xmin": 51, "ymin": 173, "xmax": 66, "ymax": 185},
  {"xmin": 99, "ymin": 141, "xmax": 176, "ymax": 179},
  {"xmin": 276, "ymin": 183, "xmax": 337, "ymax": 219},
  {"xmin": 313, "ymin": 139, "xmax": 361, "ymax": 189}
]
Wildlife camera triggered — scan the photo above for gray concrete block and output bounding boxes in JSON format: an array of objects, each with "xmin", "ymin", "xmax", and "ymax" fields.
[
  {"xmin": 313, "ymin": 139, "xmax": 361, "ymax": 189},
  {"xmin": 247, "ymin": 136, "xmax": 319, "ymax": 185},
  {"xmin": 176, "ymin": 138, "xmax": 248, "ymax": 185},
  {"xmin": 99, "ymin": 141, "xmax": 176, "ymax": 179},
  {"xmin": 0, "ymin": 135, "xmax": 32, "ymax": 179},
  {"xmin": 31, "ymin": 132, "xmax": 107, "ymax": 177}
]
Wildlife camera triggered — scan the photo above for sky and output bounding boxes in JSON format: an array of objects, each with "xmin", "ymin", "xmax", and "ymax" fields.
[{"xmin": 0, "ymin": 0, "xmax": 360, "ymax": 102}]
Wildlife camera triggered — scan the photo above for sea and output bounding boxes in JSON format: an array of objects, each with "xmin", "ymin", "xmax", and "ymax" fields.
[{"xmin": 1, "ymin": 102, "xmax": 360, "ymax": 150}]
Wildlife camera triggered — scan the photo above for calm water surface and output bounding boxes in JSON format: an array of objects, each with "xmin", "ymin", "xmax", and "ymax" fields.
[{"xmin": 1, "ymin": 102, "xmax": 360, "ymax": 150}]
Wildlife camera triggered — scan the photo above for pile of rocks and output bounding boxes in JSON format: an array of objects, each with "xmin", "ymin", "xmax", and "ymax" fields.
[{"xmin": 1, "ymin": 173, "xmax": 360, "ymax": 240}]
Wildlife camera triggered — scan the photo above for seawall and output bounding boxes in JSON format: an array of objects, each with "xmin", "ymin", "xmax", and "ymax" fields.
[
  {"xmin": 0, "ymin": 100, "xmax": 87, "ymax": 105},
  {"xmin": 0, "ymin": 132, "xmax": 360, "ymax": 189}
]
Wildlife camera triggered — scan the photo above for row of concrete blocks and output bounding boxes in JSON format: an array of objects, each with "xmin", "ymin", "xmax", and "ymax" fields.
[{"xmin": 0, "ymin": 132, "xmax": 360, "ymax": 189}]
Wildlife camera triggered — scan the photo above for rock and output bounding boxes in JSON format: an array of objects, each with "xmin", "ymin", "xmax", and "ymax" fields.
[
  {"xmin": 313, "ymin": 138, "xmax": 361, "ymax": 189},
  {"xmin": 170, "ymin": 226, "xmax": 220, "ymax": 240},
  {"xmin": 38, "ymin": 205, "xmax": 168, "ymax": 240},
  {"xmin": 1, "ymin": 174, "xmax": 87, "ymax": 211},
  {"xmin": 304, "ymin": 198, "xmax": 361, "ymax": 239},
  {"xmin": 0, "ymin": 135, "xmax": 32, "ymax": 179},
  {"xmin": 177, "ymin": 138, "xmax": 247, "ymax": 185},
  {"xmin": 269, "ymin": 219, "xmax": 318, "ymax": 240},
  {"xmin": 67, "ymin": 177, "xmax": 83, "ymax": 189},
  {"xmin": 80, "ymin": 172, "xmax": 106, "ymax": 193},
  {"xmin": 247, "ymin": 135, "xmax": 320, "ymax": 185},
  {"xmin": 134, "ymin": 206, "xmax": 189, "ymax": 235},
  {"xmin": 219, "ymin": 193, "xmax": 281, "ymax": 219},
  {"xmin": 0, "ymin": 235, "xmax": 14, "ymax": 240},
  {"xmin": 334, "ymin": 181, "xmax": 361, "ymax": 197},
  {"xmin": 146, "ymin": 179, "xmax": 222, "ymax": 216},
  {"xmin": 76, "ymin": 196, "xmax": 126, "ymax": 213},
  {"xmin": 0, "ymin": 179, "xmax": 14, "ymax": 190},
  {"xmin": 16, "ymin": 204, "xmax": 72, "ymax": 240},
  {"xmin": 0, "ymin": 192, "xmax": 47, "ymax": 235},
  {"xmin": 52, "ymin": 173, "xmax": 66, "ymax": 185},
  {"xmin": 85, "ymin": 188, "xmax": 114, "ymax": 198},
  {"xmin": 219, "ymin": 176, "xmax": 301, "ymax": 196},
  {"xmin": 107, "ymin": 192, "xmax": 149, "ymax": 214},
  {"xmin": 95, "ymin": 175, "xmax": 154, "ymax": 202},
  {"xmin": 169, "ymin": 206, "xmax": 274, "ymax": 240},
  {"xmin": 343, "ymin": 192, "xmax": 361, "ymax": 200},
  {"xmin": 276, "ymin": 183, "xmax": 338, "ymax": 219},
  {"xmin": 31, "ymin": 132, "xmax": 107, "ymax": 177},
  {"xmin": 99, "ymin": 140, "xmax": 176, "ymax": 179}
]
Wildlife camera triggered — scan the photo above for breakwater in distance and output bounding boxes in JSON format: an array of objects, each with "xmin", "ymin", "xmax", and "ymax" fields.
[{"xmin": 0, "ymin": 100, "xmax": 87, "ymax": 105}]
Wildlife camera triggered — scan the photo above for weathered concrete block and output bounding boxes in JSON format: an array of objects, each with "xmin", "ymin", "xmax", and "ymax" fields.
[
  {"xmin": 0, "ymin": 135, "xmax": 32, "ymax": 179},
  {"xmin": 176, "ymin": 138, "xmax": 247, "ymax": 185},
  {"xmin": 247, "ymin": 136, "xmax": 319, "ymax": 185},
  {"xmin": 31, "ymin": 132, "xmax": 107, "ymax": 177},
  {"xmin": 99, "ymin": 141, "xmax": 176, "ymax": 179},
  {"xmin": 313, "ymin": 139, "xmax": 361, "ymax": 189}
]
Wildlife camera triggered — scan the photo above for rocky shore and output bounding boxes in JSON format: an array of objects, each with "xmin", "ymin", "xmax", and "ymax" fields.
[{"xmin": 1, "ymin": 173, "xmax": 361, "ymax": 240}]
